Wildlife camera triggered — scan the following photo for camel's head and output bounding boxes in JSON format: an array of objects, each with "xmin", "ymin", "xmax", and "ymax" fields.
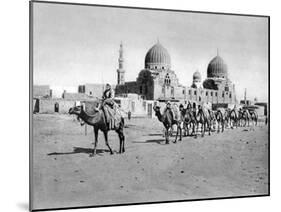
[
  {"xmin": 179, "ymin": 104, "xmax": 184, "ymax": 111},
  {"xmin": 69, "ymin": 106, "xmax": 82, "ymax": 115},
  {"xmin": 153, "ymin": 105, "xmax": 161, "ymax": 113}
]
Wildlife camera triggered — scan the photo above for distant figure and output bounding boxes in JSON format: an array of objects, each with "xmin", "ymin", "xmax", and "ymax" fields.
[
  {"xmin": 128, "ymin": 110, "xmax": 131, "ymax": 120},
  {"xmin": 265, "ymin": 116, "xmax": 268, "ymax": 125}
]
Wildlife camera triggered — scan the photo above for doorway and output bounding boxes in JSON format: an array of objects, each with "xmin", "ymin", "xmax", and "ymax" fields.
[{"xmin": 54, "ymin": 102, "xmax": 59, "ymax": 113}]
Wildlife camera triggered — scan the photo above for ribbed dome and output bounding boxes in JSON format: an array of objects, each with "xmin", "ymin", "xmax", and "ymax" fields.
[
  {"xmin": 193, "ymin": 71, "xmax": 201, "ymax": 82},
  {"xmin": 207, "ymin": 55, "xmax": 228, "ymax": 79},
  {"xmin": 145, "ymin": 42, "xmax": 171, "ymax": 70}
]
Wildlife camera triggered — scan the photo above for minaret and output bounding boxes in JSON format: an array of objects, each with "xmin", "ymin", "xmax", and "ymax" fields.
[
  {"xmin": 117, "ymin": 42, "xmax": 125, "ymax": 85},
  {"xmin": 244, "ymin": 88, "xmax": 247, "ymax": 105}
]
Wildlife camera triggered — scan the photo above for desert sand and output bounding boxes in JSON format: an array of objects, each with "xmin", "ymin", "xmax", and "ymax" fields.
[{"xmin": 31, "ymin": 114, "xmax": 268, "ymax": 210}]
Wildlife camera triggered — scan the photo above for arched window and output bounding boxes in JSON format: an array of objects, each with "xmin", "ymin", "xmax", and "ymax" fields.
[{"xmin": 164, "ymin": 73, "xmax": 171, "ymax": 85}]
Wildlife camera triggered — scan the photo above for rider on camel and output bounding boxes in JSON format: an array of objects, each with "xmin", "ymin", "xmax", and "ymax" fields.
[
  {"xmin": 102, "ymin": 83, "xmax": 114, "ymax": 106},
  {"xmin": 95, "ymin": 83, "xmax": 115, "ymax": 126},
  {"xmin": 164, "ymin": 101, "xmax": 180, "ymax": 121}
]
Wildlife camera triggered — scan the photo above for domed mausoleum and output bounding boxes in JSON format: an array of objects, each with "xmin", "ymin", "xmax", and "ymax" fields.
[
  {"xmin": 203, "ymin": 52, "xmax": 231, "ymax": 90},
  {"xmin": 116, "ymin": 41, "xmax": 184, "ymax": 100},
  {"xmin": 207, "ymin": 55, "xmax": 228, "ymax": 79},
  {"xmin": 144, "ymin": 42, "xmax": 171, "ymax": 70}
]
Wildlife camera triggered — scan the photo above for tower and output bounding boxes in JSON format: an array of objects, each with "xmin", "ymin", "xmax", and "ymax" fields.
[
  {"xmin": 244, "ymin": 88, "xmax": 247, "ymax": 105},
  {"xmin": 117, "ymin": 42, "xmax": 125, "ymax": 85}
]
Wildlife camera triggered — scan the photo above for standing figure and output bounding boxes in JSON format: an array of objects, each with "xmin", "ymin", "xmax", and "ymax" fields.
[{"xmin": 128, "ymin": 110, "xmax": 131, "ymax": 120}]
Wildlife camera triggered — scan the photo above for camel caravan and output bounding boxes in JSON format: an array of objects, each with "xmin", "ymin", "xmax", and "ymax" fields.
[
  {"xmin": 153, "ymin": 101, "xmax": 260, "ymax": 144},
  {"xmin": 67, "ymin": 83, "xmax": 261, "ymax": 157},
  {"xmin": 68, "ymin": 99, "xmax": 260, "ymax": 157}
]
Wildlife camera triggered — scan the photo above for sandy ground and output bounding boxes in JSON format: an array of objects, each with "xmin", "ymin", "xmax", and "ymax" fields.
[{"xmin": 31, "ymin": 114, "xmax": 269, "ymax": 210}]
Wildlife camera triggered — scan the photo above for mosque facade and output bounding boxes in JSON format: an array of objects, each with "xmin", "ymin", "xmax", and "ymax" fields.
[{"xmin": 115, "ymin": 41, "xmax": 237, "ymax": 105}]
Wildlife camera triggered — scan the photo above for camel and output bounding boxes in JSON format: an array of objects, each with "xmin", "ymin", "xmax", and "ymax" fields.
[
  {"xmin": 195, "ymin": 106, "xmax": 212, "ymax": 137},
  {"xmin": 223, "ymin": 108, "xmax": 231, "ymax": 128},
  {"xmin": 208, "ymin": 109, "xmax": 217, "ymax": 131},
  {"xmin": 229, "ymin": 109, "xmax": 239, "ymax": 129},
  {"xmin": 68, "ymin": 102, "xmax": 125, "ymax": 157},
  {"xmin": 179, "ymin": 105, "xmax": 196, "ymax": 136},
  {"xmin": 239, "ymin": 109, "xmax": 250, "ymax": 127},
  {"xmin": 215, "ymin": 109, "xmax": 224, "ymax": 133},
  {"xmin": 153, "ymin": 105, "xmax": 182, "ymax": 144},
  {"xmin": 248, "ymin": 110, "xmax": 258, "ymax": 126}
]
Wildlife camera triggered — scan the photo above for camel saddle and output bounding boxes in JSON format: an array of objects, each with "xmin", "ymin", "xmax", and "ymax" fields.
[
  {"xmin": 82, "ymin": 101, "xmax": 122, "ymax": 129},
  {"xmin": 102, "ymin": 104, "xmax": 122, "ymax": 129}
]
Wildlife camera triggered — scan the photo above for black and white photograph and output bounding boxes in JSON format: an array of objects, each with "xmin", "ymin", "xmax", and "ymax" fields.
[{"xmin": 30, "ymin": 1, "xmax": 269, "ymax": 211}]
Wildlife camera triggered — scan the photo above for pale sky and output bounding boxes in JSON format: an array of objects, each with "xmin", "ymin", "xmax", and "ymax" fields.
[{"xmin": 33, "ymin": 2, "xmax": 268, "ymax": 102}]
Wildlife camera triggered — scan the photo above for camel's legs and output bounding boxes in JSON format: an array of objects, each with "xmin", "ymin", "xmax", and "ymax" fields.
[
  {"xmin": 192, "ymin": 122, "xmax": 195, "ymax": 135},
  {"xmin": 117, "ymin": 131, "xmax": 122, "ymax": 153},
  {"xmin": 91, "ymin": 127, "xmax": 99, "ymax": 157},
  {"xmin": 179, "ymin": 125, "xmax": 182, "ymax": 141},
  {"xmin": 174, "ymin": 125, "xmax": 178, "ymax": 143},
  {"xmin": 116, "ymin": 128, "xmax": 125, "ymax": 153},
  {"xmin": 201, "ymin": 122, "xmax": 205, "ymax": 137},
  {"xmin": 165, "ymin": 127, "xmax": 169, "ymax": 144},
  {"xmin": 121, "ymin": 132, "xmax": 125, "ymax": 153},
  {"xmin": 103, "ymin": 131, "xmax": 113, "ymax": 154},
  {"xmin": 196, "ymin": 123, "xmax": 199, "ymax": 136},
  {"xmin": 174, "ymin": 133, "xmax": 178, "ymax": 143}
]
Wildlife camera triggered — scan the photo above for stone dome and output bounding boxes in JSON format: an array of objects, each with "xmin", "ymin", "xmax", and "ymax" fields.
[
  {"xmin": 145, "ymin": 42, "xmax": 171, "ymax": 70},
  {"xmin": 207, "ymin": 55, "xmax": 228, "ymax": 79},
  {"xmin": 193, "ymin": 71, "xmax": 201, "ymax": 82}
]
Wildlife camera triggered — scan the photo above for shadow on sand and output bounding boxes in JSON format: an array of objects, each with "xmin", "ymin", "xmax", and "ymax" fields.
[
  {"xmin": 47, "ymin": 147, "xmax": 110, "ymax": 156},
  {"xmin": 147, "ymin": 133, "xmax": 164, "ymax": 136},
  {"xmin": 132, "ymin": 139, "xmax": 166, "ymax": 145}
]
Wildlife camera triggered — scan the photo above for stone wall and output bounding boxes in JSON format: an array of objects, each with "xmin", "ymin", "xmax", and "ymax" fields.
[
  {"xmin": 38, "ymin": 99, "xmax": 76, "ymax": 114},
  {"xmin": 33, "ymin": 85, "xmax": 51, "ymax": 98},
  {"xmin": 115, "ymin": 94, "xmax": 155, "ymax": 118},
  {"xmin": 62, "ymin": 92, "xmax": 89, "ymax": 100},
  {"xmin": 79, "ymin": 83, "xmax": 116, "ymax": 98}
]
